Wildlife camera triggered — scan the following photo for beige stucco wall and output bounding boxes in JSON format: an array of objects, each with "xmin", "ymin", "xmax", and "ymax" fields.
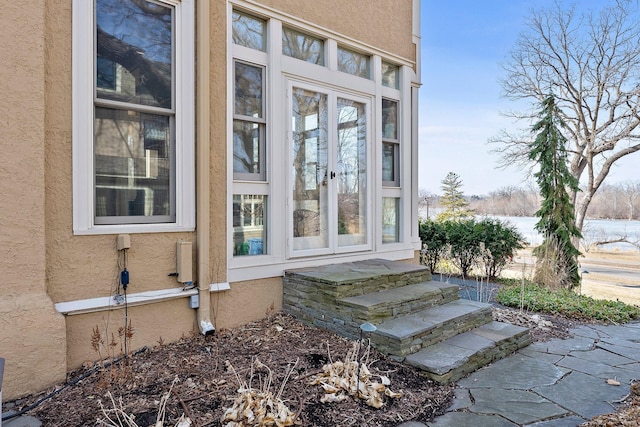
[
  {"xmin": 0, "ymin": 0, "xmax": 67, "ymax": 400},
  {"xmin": 213, "ymin": 277, "xmax": 284, "ymax": 329},
  {"xmin": 256, "ymin": 0, "xmax": 416, "ymax": 63},
  {"xmin": 65, "ymin": 299, "xmax": 198, "ymax": 370}
]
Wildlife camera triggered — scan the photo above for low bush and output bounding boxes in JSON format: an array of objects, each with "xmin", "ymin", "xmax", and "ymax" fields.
[
  {"xmin": 496, "ymin": 279, "xmax": 640, "ymax": 323},
  {"xmin": 418, "ymin": 218, "xmax": 525, "ymax": 279}
]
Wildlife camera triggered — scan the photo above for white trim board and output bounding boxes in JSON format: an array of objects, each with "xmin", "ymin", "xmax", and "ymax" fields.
[{"xmin": 55, "ymin": 283, "xmax": 231, "ymax": 316}]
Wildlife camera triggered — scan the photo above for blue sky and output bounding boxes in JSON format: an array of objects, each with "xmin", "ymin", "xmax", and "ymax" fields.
[{"xmin": 419, "ymin": 0, "xmax": 637, "ymax": 195}]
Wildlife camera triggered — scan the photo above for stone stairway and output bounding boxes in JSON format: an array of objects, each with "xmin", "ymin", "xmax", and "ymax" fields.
[{"xmin": 283, "ymin": 258, "xmax": 531, "ymax": 383}]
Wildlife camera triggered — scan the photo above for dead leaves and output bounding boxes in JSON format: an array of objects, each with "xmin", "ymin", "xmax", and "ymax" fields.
[
  {"xmin": 97, "ymin": 377, "xmax": 192, "ymax": 427},
  {"xmin": 221, "ymin": 359, "xmax": 297, "ymax": 427},
  {"xmin": 308, "ymin": 341, "xmax": 402, "ymax": 409}
]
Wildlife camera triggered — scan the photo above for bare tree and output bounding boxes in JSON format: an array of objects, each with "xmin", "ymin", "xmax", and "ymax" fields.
[
  {"xmin": 492, "ymin": 1, "xmax": 640, "ymax": 232},
  {"xmin": 621, "ymin": 180, "xmax": 640, "ymax": 220},
  {"xmin": 418, "ymin": 188, "xmax": 438, "ymax": 219}
]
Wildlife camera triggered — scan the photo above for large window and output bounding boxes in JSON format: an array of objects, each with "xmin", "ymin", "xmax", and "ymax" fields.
[
  {"xmin": 232, "ymin": 9, "xmax": 270, "ymax": 258},
  {"xmin": 230, "ymin": 6, "xmax": 415, "ymax": 270},
  {"xmin": 73, "ymin": 0, "xmax": 194, "ymax": 233}
]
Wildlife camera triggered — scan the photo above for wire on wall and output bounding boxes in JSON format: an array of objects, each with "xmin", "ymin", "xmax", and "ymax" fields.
[{"xmin": 117, "ymin": 247, "xmax": 130, "ymax": 357}]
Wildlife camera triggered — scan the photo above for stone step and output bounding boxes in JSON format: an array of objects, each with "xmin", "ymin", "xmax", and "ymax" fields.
[
  {"xmin": 337, "ymin": 281, "xmax": 459, "ymax": 324},
  {"xmin": 284, "ymin": 258, "xmax": 432, "ymax": 299},
  {"xmin": 370, "ymin": 300, "xmax": 494, "ymax": 357},
  {"xmin": 404, "ymin": 321, "xmax": 531, "ymax": 383}
]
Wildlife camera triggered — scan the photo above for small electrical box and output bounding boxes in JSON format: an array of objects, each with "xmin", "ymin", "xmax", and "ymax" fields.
[
  {"xmin": 189, "ymin": 294, "xmax": 199, "ymax": 309},
  {"xmin": 117, "ymin": 234, "xmax": 131, "ymax": 251},
  {"xmin": 176, "ymin": 241, "xmax": 193, "ymax": 283}
]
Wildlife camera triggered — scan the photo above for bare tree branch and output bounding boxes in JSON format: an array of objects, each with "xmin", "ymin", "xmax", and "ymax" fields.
[{"xmin": 492, "ymin": 1, "xmax": 640, "ymax": 232}]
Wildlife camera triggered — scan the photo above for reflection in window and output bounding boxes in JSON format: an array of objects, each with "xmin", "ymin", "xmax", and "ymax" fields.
[
  {"xmin": 94, "ymin": 0, "xmax": 175, "ymax": 224},
  {"xmin": 233, "ymin": 194, "xmax": 267, "ymax": 256},
  {"xmin": 234, "ymin": 61, "xmax": 266, "ymax": 180},
  {"xmin": 382, "ymin": 143, "xmax": 397, "ymax": 183},
  {"xmin": 382, "ymin": 62, "xmax": 400, "ymax": 89},
  {"xmin": 282, "ymin": 27, "xmax": 324, "ymax": 65},
  {"xmin": 96, "ymin": 0, "xmax": 173, "ymax": 109},
  {"xmin": 337, "ymin": 98, "xmax": 367, "ymax": 245},
  {"xmin": 94, "ymin": 107, "xmax": 171, "ymax": 219},
  {"xmin": 337, "ymin": 46, "xmax": 370, "ymax": 79},
  {"xmin": 382, "ymin": 197, "xmax": 400, "ymax": 243},
  {"xmin": 292, "ymin": 88, "xmax": 329, "ymax": 249},
  {"xmin": 382, "ymin": 99, "xmax": 398, "ymax": 139},
  {"xmin": 382, "ymin": 99, "xmax": 399, "ymax": 186},
  {"xmin": 96, "ymin": 56, "xmax": 116, "ymax": 90},
  {"xmin": 232, "ymin": 10, "xmax": 266, "ymax": 51}
]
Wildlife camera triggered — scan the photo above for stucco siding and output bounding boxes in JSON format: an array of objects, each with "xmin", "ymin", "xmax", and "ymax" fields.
[
  {"xmin": 213, "ymin": 277, "xmax": 283, "ymax": 329},
  {"xmin": 65, "ymin": 299, "xmax": 198, "ymax": 370},
  {"xmin": 0, "ymin": 0, "xmax": 67, "ymax": 400}
]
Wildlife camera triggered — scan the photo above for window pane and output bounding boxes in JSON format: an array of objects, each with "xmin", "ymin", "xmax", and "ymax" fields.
[
  {"xmin": 382, "ymin": 62, "xmax": 400, "ymax": 89},
  {"xmin": 292, "ymin": 88, "xmax": 329, "ymax": 251},
  {"xmin": 382, "ymin": 99, "xmax": 398, "ymax": 140},
  {"xmin": 337, "ymin": 46, "xmax": 370, "ymax": 79},
  {"xmin": 233, "ymin": 120, "xmax": 263, "ymax": 175},
  {"xmin": 282, "ymin": 27, "xmax": 324, "ymax": 65},
  {"xmin": 337, "ymin": 98, "xmax": 367, "ymax": 246},
  {"xmin": 235, "ymin": 62, "xmax": 263, "ymax": 118},
  {"xmin": 232, "ymin": 11, "xmax": 266, "ymax": 51},
  {"xmin": 95, "ymin": 107, "xmax": 172, "ymax": 221},
  {"xmin": 382, "ymin": 197, "xmax": 400, "ymax": 243},
  {"xmin": 96, "ymin": 0, "xmax": 173, "ymax": 109},
  {"xmin": 233, "ymin": 195, "xmax": 267, "ymax": 256},
  {"xmin": 382, "ymin": 142, "xmax": 397, "ymax": 183}
]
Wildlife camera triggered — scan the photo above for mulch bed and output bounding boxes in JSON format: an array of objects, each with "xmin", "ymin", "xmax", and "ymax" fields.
[
  {"xmin": 4, "ymin": 307, "xmax": 635, "ymax": 426},
  {"xmin": 7, "ymin": 312, "xmax": 453, "ymax": 426}
]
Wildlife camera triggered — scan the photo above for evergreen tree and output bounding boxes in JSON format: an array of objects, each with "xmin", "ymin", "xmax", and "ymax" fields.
[
  {"xmin": 529, "ymin": 94, "xmax": 582, "ymax": 288},
  {"xmin": 437, "ymin": 172, "xmax": 474, "ymax": 221}
]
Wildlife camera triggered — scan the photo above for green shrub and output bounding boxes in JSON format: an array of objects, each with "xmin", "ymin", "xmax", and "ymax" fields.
[
  {"xmin": 444, "ymin": 219, "xmax": 480, "ymax": 278},
  {"xmin": 418, "ymin": 218, "xmax": 525, "ymax": 279},
  {"xmin": 475, "ymin": 218, "xmax": 526, "ymax": 279},
  {"xmin": 418, "ymin": 219, "xmax": 448, "ymax": 273}
]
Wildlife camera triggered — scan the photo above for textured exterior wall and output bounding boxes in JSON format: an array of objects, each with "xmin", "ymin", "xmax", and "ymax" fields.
[
  {"xmin": 65, "ymin": 299, "xmax": 198, "ymax": 370},
  {"xmin": 0, "ymin": 0, "xmax": 67, "ymax": 400},
  {"xmin": 213, "ymin": 277, "xmax": 283, "ymax": 329},
  {"xmin": 256, "ymin": 0, "xmax": 416, "ymax": 63}
]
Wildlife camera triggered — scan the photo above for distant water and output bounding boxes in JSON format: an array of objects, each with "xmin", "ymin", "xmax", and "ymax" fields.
[{"xmin": 484, "ymin": 215, "xmax": 640, "ymax": 252}]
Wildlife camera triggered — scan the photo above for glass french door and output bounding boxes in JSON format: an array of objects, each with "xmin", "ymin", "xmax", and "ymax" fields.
[{"xmin": 290, "ymin": 85, "xmax": 370, "ymax": 255}]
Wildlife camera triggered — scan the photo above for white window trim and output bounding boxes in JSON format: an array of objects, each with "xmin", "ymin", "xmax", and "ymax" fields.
[
  {"xmin": 72, "ymin": 0, "xmax": 195, "ymax": 235},
  {"xmin": 227, "ymin": 2, "xmax": 421, "ymax": 278}
]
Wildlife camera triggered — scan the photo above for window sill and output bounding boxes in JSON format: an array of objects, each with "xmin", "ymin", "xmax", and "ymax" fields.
[{"xmin": 73, "ymin": 222, "xmax": 195, "ymax": 236}]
